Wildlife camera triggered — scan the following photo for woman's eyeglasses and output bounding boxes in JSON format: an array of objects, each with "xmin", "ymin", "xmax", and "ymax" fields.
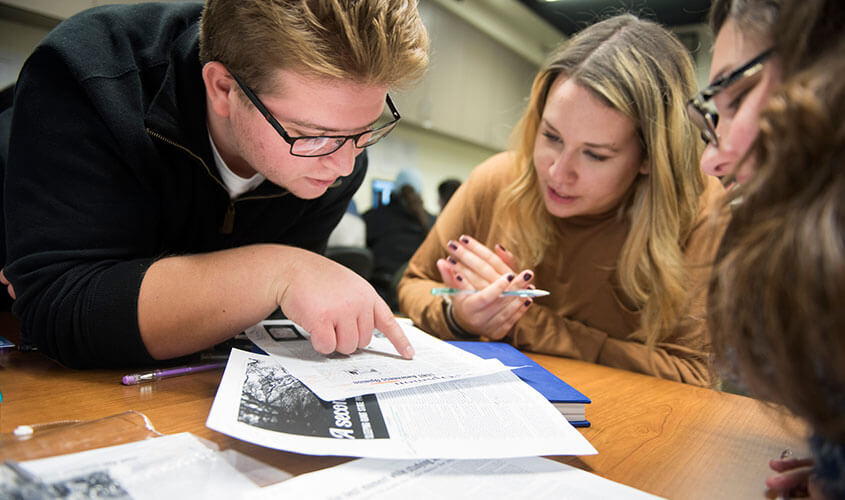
[{"xmin": 686, "ymin": 48, "xmax": 774, "ymax": 148}]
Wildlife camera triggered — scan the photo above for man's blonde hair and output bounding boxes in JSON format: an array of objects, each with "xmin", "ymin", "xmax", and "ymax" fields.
[{"xmin": 199, "ymin": 0, "xmax": 429, "ymax": 93}]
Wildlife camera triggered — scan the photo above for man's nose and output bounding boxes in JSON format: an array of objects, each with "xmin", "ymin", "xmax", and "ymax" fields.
[{"xmin": 321, "ymin": 139, "xmax": 359, "ymax": 177}]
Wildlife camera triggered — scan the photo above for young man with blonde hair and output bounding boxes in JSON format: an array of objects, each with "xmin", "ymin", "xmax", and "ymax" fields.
[{"xmin": 0, "ymin": 0, "xmax": 428, "ymax": 367}]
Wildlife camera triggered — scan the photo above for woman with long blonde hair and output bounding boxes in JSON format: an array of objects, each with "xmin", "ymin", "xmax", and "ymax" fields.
[{"xmin": 398, "ymin": 14, "xmax": 727, "ymax": 386}]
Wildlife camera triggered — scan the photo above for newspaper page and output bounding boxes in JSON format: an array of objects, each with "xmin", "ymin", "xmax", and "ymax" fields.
[
  {"xmin": 246, "ymin": 319, "xmax": 512, "ymax": 401},
  {"xmin": 206, "ymin": 349, "xmax": 597, "ymax": 459},
  {"xmin": 4, "ymin": 433, "xmax": 262, "ymax": 500},
  {"xmin": 245, "ymin": 457, "xmax": 665, "ymax": 500}
]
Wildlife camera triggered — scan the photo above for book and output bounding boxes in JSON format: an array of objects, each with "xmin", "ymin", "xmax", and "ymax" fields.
[{"xmin": 446, "ymin": 341, "xmax": 591, "ymax": 427}]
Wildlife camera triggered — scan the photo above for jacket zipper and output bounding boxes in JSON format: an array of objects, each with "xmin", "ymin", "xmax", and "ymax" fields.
[{"xmin": 146, "ymin": 128, "xmax": 290, "ymax": 234}]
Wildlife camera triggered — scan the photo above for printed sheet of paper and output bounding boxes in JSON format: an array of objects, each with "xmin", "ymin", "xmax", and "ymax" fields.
[
  {"xmin": 246, "ymin": 457, "xmax": 665, "ymax": 500},
  {"xmin": 206, "ymin": 349, "xmax": 597, "ymax": 459},
  {"xmin": 245, "ymin": 319, "xmax": 512, "ymax": 401},
  {"xmin": 10, "ymin": 433, "xmax": 263, "ymax": 500}
]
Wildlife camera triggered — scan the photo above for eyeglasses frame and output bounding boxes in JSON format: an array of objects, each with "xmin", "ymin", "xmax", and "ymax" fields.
[
  {"xmin": 229, "ymin": 71, "xmax": 401, "ymax": 158},
  {"xmin": 686, "ymin": 48, "xmax": 774, "ymax": 147}
]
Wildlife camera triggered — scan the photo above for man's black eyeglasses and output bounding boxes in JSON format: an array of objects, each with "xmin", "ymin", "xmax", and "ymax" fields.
[
  {"xmin": 230, "ymin": 72, "xmax": 401, "ymax": 157},
  {"xmin": 686, "ymin": 48, "xmax": 773, "ymax": 148}
]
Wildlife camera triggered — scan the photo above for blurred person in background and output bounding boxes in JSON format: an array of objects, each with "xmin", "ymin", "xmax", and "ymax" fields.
[{"xmin": 364, "ymin": 168, "xmax": 435, "ymax": 311}]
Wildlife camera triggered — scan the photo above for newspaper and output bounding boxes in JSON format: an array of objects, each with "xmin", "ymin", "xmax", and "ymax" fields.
[
  {"xmin": 206, "ymin": 349, "xmax": 597, "ymax": 459},
  {"xmin": 3, "ymin": 433, "xmax": 279, "ymax": 499},
  {"xmin": 245, "ymin": 319, "xmax": 513, "ymax": 401},
  {"xmin": 245, "ymin": 456, "xmax": 665, "ymax": 500}
]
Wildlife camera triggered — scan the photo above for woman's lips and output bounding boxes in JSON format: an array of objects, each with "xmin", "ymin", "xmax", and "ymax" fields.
[{"xmin": 547, "ymin": 186, "xmax": 577, "ymax": 204}]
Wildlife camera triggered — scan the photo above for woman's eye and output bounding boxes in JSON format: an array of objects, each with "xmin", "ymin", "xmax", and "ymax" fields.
[
  {"xmin": 585, "ymin": 151, "xmax": 608, "ymax": 161},
  {"xmin": 727, "ymin": 87, "xmax": 752, "ymax": 112},
  {"xmin": 542, "ymin": 131, "xmax": 562, "ymax": 144}
]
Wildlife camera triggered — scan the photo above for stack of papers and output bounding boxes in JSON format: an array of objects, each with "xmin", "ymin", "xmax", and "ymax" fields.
[
  {"xmin": 2, "ymin": 433, "xmax": 282, "ymax": 499},
  {"xmin": 207, "ymin": 320, "xmax": 597, "ymax": 459},
  {"xmin": 246, "ymin": 456, "xmax": 665, "ymax": 500},
  {"xmin": 244, "ymin": 319, "xmax": 513, "ymax": 401},
  {"xmin": 4, "ymin": 434, "xmax": 661, "ymax": 500},
  {"xmin": 206, "ymin": 348, "xmax": 596, "ymax": 458}
]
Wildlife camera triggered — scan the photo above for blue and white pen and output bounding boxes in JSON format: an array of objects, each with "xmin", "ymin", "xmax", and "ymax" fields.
[{"xmin": 431, "ymin": 288, "xmax": 550, "ymax": 298}]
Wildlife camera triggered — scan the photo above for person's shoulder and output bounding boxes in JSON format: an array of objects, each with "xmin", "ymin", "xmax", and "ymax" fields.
[
  {"xmin": 473, "ymin": 151, "xmax": 518, "ymax": 175},
  {"xmin": 40, "ymin": 3, "xmax": 202, "ymax": 63},
  {"xmin": 71, "ymin": 2, "xmax": 202, "ymax": 23},
  {"xmin": 698, "ymin": 175, "xmax": 729, "ymax": 213},
  {"xmin": 466, "ymin": 151, "xmax": 519, "ymax": 189}
]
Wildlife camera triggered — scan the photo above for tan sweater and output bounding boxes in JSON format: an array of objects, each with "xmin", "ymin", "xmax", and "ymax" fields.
[{"xmin": 398, "ymin": 153, "xmax": 727, "ymax": 386}]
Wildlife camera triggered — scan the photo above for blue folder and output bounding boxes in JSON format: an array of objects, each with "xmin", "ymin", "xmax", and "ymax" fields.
[{"xmin": 447, "ymin": 341, "xmax": 591, "ymax": 427}]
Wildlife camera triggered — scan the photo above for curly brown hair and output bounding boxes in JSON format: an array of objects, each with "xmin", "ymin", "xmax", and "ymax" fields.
[{"xmin": 708, "ymin": 0, "xmax": 845, "ymax": 443}]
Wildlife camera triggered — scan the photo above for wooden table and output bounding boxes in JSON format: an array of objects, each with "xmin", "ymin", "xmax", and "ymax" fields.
[{"xmin": 0, "ymin": 313, "xmax": 807, "ymax": 499}]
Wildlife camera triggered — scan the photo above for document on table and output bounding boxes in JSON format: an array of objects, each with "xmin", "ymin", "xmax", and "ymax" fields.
[
  {"xmin": 3, "ymin": 433, "xmax": 281, "ymax": 500},
  {"xmin": 245, "ymin": 319, "xmax": 513, "ymax": 401},
  {"xmin": 206, "ymin": 349, "xmax": 597, "ymax": 459},
  {"xmin": 245, "ymin": 456, "xmax": 665, "ymax": 500}
]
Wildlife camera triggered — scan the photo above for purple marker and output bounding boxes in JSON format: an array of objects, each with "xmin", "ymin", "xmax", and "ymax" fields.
[{"xmin": 121, "ymin": 361, "xmax": 226, "ymax": 385}]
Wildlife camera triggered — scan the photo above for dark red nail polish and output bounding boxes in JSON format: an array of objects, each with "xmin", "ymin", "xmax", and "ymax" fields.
[
  {"xmin": 507, "ymin": 274, "xmax": 514, "ymax": 282},
  {"xmin": 448, "ymin": 242, "xmax": 458, "ymax": 251},
  {"xmin": 523, "ymin": 272, "xmax": 532, "ymax": 281},
  {"xmin": 456, "ymin": 275, "xmax": 463, "ymax": 282},
  {"xmin": 524, "ymin": 300, "xmax": 531, "ymax": 307},
  {"xmin": 447, "ymin": 256, "xmax": 457, "ymax": 265},
  {"xmin": 460, "ymin": 236, "xmax": 470, "ymax": 244},
  {"xmin": 496, "ymin": 244, "xmax": 507, "ymax": 252}
]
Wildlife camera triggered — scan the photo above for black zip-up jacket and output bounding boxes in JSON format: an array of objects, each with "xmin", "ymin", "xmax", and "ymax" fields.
[{"xmin": 3, "ymin": 3, "xmax": 366, "ymax": 368}]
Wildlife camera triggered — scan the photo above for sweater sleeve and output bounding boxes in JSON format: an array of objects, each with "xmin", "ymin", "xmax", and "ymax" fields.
[
  {"xmin": 513, "ymin": 303, "xmax": 712, "ymax": 385},
  {"xmin": 5, "ymin": 46, "xmax": 159, "ymax": 368}
]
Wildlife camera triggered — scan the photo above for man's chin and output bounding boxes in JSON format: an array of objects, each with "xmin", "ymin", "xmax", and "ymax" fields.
[{"xmin": 286, "ymin": 183, "xmax": 332, "ymax": 200}]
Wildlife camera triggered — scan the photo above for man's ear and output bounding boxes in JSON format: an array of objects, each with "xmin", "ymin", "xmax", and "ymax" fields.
[{"xmin": 202, "ymin": 61, "xmax": 236, "ymax": 118}]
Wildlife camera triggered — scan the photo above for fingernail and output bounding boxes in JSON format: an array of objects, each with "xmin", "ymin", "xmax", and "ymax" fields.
[
  {"xmin": 524, "ymin": 299, "xmax": 532, "ymax": 307},
  {"xmin": 460, "ymin": 236, "xmax": 470, "ymax": 244},
  {"xmin": 447, "ymin": 256, "xmax": 457, "ymax": 265},
  {"xmin": 448, "ymin": 241, "xmax": 458, "ymax": 251},
  {"xmin": 496, "ymin": 243, "xmax": 507, "ymax": 252},
  {"xmin": 456, "ymin": 275, "xmax": 463, "ymax": 282},
  {"xmin": 523, "ymin": 272, "xmax": 532, "ymax": 281},
  {"xmin": 404, "ymin": 345, "xmax": 415, "ymax": 359},
  {"xmin": 507, "ymin": 274, "xmax": 514, "ymax": 282}
]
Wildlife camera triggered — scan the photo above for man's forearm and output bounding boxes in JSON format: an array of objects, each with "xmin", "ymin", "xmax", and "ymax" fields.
[{"xmin": 137, "ymin": 244, "xmax": 299, "ymax": 359}]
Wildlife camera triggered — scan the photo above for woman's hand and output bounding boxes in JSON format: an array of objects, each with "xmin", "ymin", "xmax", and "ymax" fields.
[
  {"xmin": 767, "ymin": 454, "xmax": 827, "ymax": 499},
  {"xmin": 439, "ymin": 234, "xmax": 518, "ymax": 290},
  {"xmin": 435, "ymin": 234, "xmax": 535, "ymax": 339}
]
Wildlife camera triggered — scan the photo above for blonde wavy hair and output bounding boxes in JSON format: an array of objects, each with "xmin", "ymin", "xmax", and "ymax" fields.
[
  {"xmin": 199, "ymin": 0, "xmax": 429, "ymax": 92},
  {"xmin": 493, "ymin": 14, "xmax": 706, "ymax": 346}
]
